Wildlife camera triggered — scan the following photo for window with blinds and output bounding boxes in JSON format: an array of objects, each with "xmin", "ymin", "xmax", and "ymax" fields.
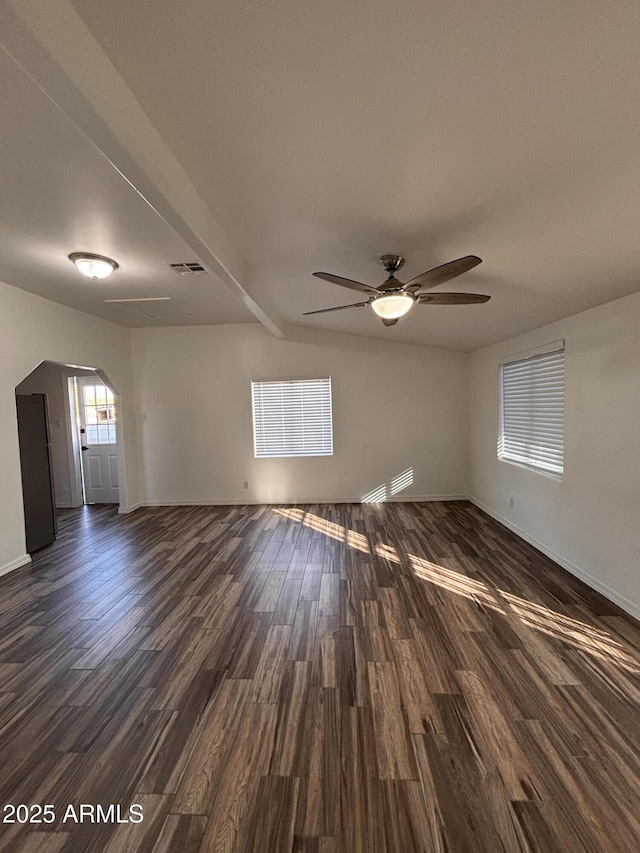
[
  {"xmin": 498, "ymin": 346, "xmax": 565, "ymax": 476},
  {"xmin": 252, "ymin": 377, "xmax": 333, "ymax": 458}
]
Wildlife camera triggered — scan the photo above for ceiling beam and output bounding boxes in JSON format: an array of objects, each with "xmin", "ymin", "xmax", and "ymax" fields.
[{"xmin": 1, "ymin": 0, "xmax": 285, "ymax": 338}]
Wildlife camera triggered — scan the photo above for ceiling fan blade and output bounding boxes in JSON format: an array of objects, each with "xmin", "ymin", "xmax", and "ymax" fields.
[
  {"xmin": 303, "ymin": 301, "xmax": 369, "ymax": 315},
  {"xmin": 382, "ymin": 317, "xmax": 399, "ymax": 327},
  {"xmin": 418, "ymin": 292, "xmax": 490, "ymax": 304},
  {"xmin": 405, "ymin": 256, "xmax": 482, "ymax": 292},
  {"xmin": 313, "ymin": 272, "xmax": 379, "ymax": 294}
]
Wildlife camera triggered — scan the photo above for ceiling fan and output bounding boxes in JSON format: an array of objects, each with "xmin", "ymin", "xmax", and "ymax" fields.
[{"xmin": 305, "ymin": 254, "xmax": 490, "ymax": 326}]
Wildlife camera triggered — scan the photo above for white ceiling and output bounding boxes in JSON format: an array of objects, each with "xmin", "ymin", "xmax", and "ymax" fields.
[
  {"xmin": 2, "ymin": 0, "xmax": 640, "ymax": 349},
  {"xmin": 0, "ymin": 46, "xmax": 255, "ymax": 327}
]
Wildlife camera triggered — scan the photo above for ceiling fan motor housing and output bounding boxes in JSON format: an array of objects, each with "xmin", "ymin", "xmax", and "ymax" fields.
[{"xmin": 379, "ymin": 254, "xmax": 405, "ymax": 274}]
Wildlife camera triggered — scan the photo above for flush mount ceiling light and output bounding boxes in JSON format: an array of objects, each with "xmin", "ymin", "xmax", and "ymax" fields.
[
  {"xmin": 68, "ymin": 252, "xmax": 119, "ymax": 280},
  {"xmin": 370, "ymin": 292, "xmax": 415, "ymax": 319}
]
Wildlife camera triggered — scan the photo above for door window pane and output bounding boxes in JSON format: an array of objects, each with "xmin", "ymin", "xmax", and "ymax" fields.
[{"xmin": 83, "ymin": 383, "xmax": 116, "ymax": 445}]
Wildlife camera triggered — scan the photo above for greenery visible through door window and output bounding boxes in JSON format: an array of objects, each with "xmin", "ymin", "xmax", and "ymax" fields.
[{"xmin": 83, "ymin": 383, "xmax": 116, "ymax": 445}]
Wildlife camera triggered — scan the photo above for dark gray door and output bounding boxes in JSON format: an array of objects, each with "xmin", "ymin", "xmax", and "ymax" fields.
[{"xmin": 16, "ymin": 394, "xmax": 57, "ymax": 553}]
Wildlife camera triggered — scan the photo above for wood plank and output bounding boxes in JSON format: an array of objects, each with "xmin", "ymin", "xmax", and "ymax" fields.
[
  {"xmin": 197, "ymin": 702, "xmax": 278, "ymax": 851},
  {"xmin": 250, "ymin": 624, "xmax": 293, "ymax": 703},
  {"xmin": 455, "ymin": 669, "xmax": 546, "ymax": 801},
  {"xmin": 150, "ymin": 814, "xmax": 206, "ymax": 853},
  {"xmin": 392, "ymin": 639, "xmax": 443, "ymax": 734},
  {"xmin": 172, "ymin": 678, "xmax": 251, "ymax": 814},
  {"xmin": 367, "ymin": 660, "xmax": 417, "ymax": 779},
  {"xmin": 269, "ymin": 660, "xmax": 311, "ymax": 775},
  {"xmin": 242, "ymin": 774, "xmax": 299, "ymax": 853}
]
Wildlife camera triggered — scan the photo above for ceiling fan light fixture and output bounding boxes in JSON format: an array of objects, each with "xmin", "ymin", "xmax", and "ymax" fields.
[
  {"xmin": 69, "ymin": 252, "xmax": 119, "ymax": 279},
  {"xmin": 370, "ymin": 292, "xmax": 414, "ymax": 319}
]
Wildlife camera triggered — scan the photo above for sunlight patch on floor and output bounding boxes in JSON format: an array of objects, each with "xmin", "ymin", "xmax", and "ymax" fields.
[{"xmin": 273, "ymin": 506, "xmax": 640, "ymax": 674}]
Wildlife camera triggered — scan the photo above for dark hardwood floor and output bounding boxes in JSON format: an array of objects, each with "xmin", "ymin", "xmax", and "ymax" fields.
[{"xmin": 0, "ymin": 501, "xmax": 639, "ymax": 852}]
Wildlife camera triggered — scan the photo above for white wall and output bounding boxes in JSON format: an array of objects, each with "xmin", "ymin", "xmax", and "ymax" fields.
[
  {"xmin": 132, "ymin": 324, "xmax": 469, "ymax": 505},
  {"xmin": 0, "ymin": 281, "xmax": 139, "ymax": 574},
  {"xmin": 469, "ymin": 291, "xmax": 640, "ymax": 618}
]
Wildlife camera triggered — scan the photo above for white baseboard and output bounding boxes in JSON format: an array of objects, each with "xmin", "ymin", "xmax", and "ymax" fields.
[
  {"xmin": 55, "ymin": 501, "xmax": 73, "ymax": 509},
  {"xmin": 139, "ymin": 494, "xmax": 467, "ymax": 508},
  {"xmin": 0, "ymin": 553, "xmax": 31, "ymax": 578},
  {"xmin": 468, "ymin": 495, "xmax": 640, "ymax": 622},
  {"xmin": 118, "ymin": 502, "xmax": 143, "ymax": 515}
]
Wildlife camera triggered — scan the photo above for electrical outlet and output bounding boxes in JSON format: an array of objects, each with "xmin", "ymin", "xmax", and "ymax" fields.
[
  {"xmin": 243, "ymin": 481, "xmax": 249, "ymax": 490},
  {"xmin": 509, "ymin": 496, "xmax": 514, "ymax": 508}
]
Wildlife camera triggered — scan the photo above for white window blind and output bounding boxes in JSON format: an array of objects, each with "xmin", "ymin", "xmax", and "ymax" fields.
[
  {"xmin": 498, "ymin": 348, "xmax": 565, "ymax": 476},
  {"xmin": 252, "ymin": 377, "xmax": 333, "ymax": 458}
]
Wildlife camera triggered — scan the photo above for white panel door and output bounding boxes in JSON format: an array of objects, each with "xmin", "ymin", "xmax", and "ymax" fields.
[{"xmin": 77, "ymin": 378, "xmax": 119, "ymax": 504}]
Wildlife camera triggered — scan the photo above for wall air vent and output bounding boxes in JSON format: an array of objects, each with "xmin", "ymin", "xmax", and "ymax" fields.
[{"xmin": 168, "ymin": 262, "xmax": 208, "ymax": 275}]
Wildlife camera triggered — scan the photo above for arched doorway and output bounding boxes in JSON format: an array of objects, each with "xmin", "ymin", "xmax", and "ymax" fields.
[{"xmin": 14, "ymin": 360, "xmax": 124, "ymax": 553}]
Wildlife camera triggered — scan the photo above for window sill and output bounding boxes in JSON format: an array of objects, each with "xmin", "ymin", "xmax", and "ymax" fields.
[{"xmin": 497, "ymin": 455, "xmax": 563, "ymax": 481}]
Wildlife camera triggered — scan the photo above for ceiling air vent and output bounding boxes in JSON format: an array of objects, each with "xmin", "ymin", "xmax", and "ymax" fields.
[
  {"xmin": 104, "ymin": 298, "xmax": 195, "ymax": 318},
  {"xmin": 168, "ymin": 261, "xmax": 208, "ymax": 275}
]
